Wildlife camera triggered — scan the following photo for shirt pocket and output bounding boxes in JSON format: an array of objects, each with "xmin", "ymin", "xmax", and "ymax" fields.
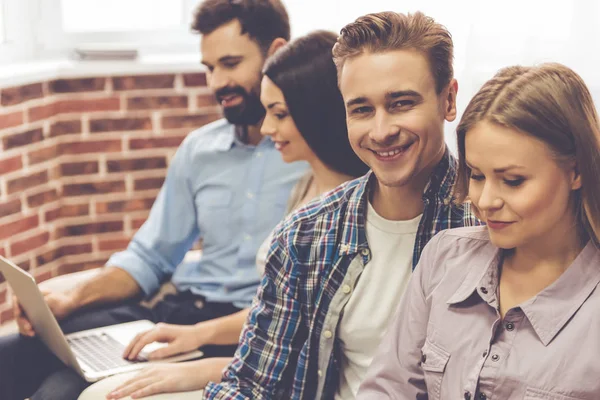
[
  {"xmin": 196, "ymin": 188, "xmax": 233, "ymax": 245},
  {"xmin": 524, "ymin": 387, "xmax": 586, "ymax": 400},
  {"xmin": 421, "ymin": 339, "xmax": 450, "ymax": 400}
]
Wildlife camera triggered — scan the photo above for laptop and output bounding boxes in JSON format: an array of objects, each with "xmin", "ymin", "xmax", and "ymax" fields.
[{"xmin": 0, "ymin": 256, "xmax": 203, "ymax": 382}]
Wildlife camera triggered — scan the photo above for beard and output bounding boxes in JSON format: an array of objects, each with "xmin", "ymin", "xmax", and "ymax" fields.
[{"xmin": 215, "ymin": 85, "xmax": 265, "ymax": 126}]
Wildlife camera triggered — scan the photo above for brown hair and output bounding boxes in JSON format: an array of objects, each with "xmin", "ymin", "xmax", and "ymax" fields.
[
  {"xmin": 455, "ymin": 63, "xmax": 600, "ymax": 243},
  {"xmin": 192, "ymin": 0, "xmax": 290, "ymax": 53},
  {"xmin": 332, "ymin": 11, "xmax": 453, "ymax": 93}
]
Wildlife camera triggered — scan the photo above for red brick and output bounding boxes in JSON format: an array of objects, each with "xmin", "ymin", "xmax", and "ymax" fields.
[
  {"xmin": 0, "ymin": 215, "xmax": 39, "ymax": 240},
  {"xmin": 183, "ymin": 73, "xmax": 207, "ymax": 87},
  {"xmin": 59, "ymin": 140, "xmax": 121, "ymax": 155},
  {"xmin": 98, "ymin": 237, "xmax": 131, "ymax": 252},
  {"xmin": 3, "ymin": 128, "xmax": 43, "ymax": 150},
  {"xmin": 96, "ymin": 197, "xmax": 155, "ymax": 214},
  {"xmin": 132, "ymin": 217, "xmax": 147, "ymax": 229},
  {"xmin": 162, "ymin": 113, "xmax": 221, "ymax": 129},
  {"xmin": 28, "ymin": 145, "xmax": 59, "ymax": 165},
  {"xmin": 0, "ymin": 199, "xmax": 21, "ymax": 219},
  {"xmin": 197, "ymin": 94, "xmax": 218, "ymax": 107},
  {"xmin": 50, "ymin": 120, "xmax": 82, "ymax": 137},
  {"xmin": 0, "ymin": 111, "xmax": 23, "ymax": 129},
  {"xmin": 63, "ymin": 220, "xmax": 123, "ymax": 237},
  {"xmin": 90, "ymin": 117, "xmax": 152, "ymax": 133},
  {"xmin": 1, "ymin": 308, "xmax": 14, "ymax": 324},
  {"xmin": 57, "ymin": 97, "xmax": 120, "ymax": 113},
  {"xmin": 10, "ymin": 231, "xmax": 50, "ymax": 256},
  {"xmin": 0, "ymin": 155, "xmax": 23, "ymax": 174},
  {"xmin": 127, "ymin": 95, "xmax": 188, "ymax": 110},
  {"xmin": 62, "ymin": 180, "xmax": 125, "ymax": 197},
  {"xmin": 45, "ymin": 204, "xmax": 89, "ymax": 222},
  {"xmin": 37, "ymin": 243, "xmax": 93, "ymax": 266},
  {"xmin": 28, "ymin": 103, "xmax": 57, "ymax": 122},
  {"xmin": 134, "ymin": 176, "xmax": 165, "ymax": 191},
  {"xmin": 34, "ymin": 270, "xmax": 53, "ymax": 284},
  {"xmin": 113, "ymin": 74, "xmax": 175, "ymax": 91},
  {"xmin": 27, "ymin": 189, "xmax": 59, "ymax": 208},
  {"xmin": 49, "ymin": 78, "xmax": 106, "ymax": 93},
  {"xmin": 107, "ymin": 157, "xmax": 166, "ymax": 173},
  {"xmin": 129, "ymin": 135, "xmax": 186, "ymax": 150},
  {"xmin": 7, "ymin": 170, "xmax": 48, "ymax": 195},
  {"xmin": 59, "ymin": 161, "xmax": 99, "ymax": 177},
  {"xmin": 1, "ymin": 83, "xmax": 44, "ymax": 106}
]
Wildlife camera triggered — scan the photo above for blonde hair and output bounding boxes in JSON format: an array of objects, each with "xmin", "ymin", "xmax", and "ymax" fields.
[
  {"xmin": 332, "ymin": 11, "xmax": 453, "ymax": 93},
  {"xmin": 455, "ymin": 63, "xmax": 600, "ymax": 243}
]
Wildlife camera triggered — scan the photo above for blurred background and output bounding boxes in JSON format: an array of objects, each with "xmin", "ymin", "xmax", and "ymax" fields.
[{"xmin": 0, "ymin": 0, "xmax": 598, "ymax": 323}]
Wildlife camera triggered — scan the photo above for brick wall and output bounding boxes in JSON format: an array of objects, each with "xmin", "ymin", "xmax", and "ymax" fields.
[{"xmin": 0, "ymin": 72, "xmax": 221, "ymax": 323}]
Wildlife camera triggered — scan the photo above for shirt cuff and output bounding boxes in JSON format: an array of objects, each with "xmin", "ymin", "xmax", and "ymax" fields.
[{"xmin": 106, "ymin": 250, "xmax": 162, "ymax": 297}]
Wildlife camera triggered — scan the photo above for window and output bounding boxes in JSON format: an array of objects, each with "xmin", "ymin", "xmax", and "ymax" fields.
[{"xmin": 0, "ymin": 0, "xmax": 5, "ymax": 44}]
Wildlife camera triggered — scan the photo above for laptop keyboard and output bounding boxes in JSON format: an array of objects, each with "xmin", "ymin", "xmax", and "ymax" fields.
[{"xmin": 67, "ymin": 333, "xmax": 143, "ymax": 372}]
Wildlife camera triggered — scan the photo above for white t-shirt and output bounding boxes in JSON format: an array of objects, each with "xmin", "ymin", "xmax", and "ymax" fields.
[{"xmin": 335, "ymin": 202, "xmax": 422, "ymax": 400}]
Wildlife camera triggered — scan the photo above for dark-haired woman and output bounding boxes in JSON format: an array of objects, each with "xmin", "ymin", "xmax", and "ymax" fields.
[{"xmin": 96, "ymin": 30, "xmax": 368, "ymax": 400}]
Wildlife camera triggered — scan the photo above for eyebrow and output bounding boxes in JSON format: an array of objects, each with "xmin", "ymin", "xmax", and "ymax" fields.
[
  {"xmin": 345, "ymin": 90, "xmax": 423, "ymax": 108},
  {"xmin": 266, "ymin": 102, "xmax": 284, "ymax": 109},
  {"xmin": 466, "ymin": 162, "xmax": 526, "ymax": 173},
  {"xmin": 201, "ymin": 55, "xmax": 243, "ymax": 67}
]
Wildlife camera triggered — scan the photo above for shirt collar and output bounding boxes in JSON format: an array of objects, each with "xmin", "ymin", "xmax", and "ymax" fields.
[
  {"xmin": 337, "ymin": 147, "xmax": 458, "ymax": 257},
  {"xmin": 447, "ymin": 240, "xmax": 600, "ymax": 346}
]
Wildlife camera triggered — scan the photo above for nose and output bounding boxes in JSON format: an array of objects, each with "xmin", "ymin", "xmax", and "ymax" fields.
[
  {"xmin": 369, "ymin": 111, "xmax": 399, "ymax": 144},
  {"xmin": 207, "ymin": 68, "xmax": 230, "ymax": 93},
  {"xmin": 260, "ymin": 114, "xmax": 276, "ymax": 137},
  {"xmin": 476, "ymin": 181, "xmax": 504, "ymax": 213}
]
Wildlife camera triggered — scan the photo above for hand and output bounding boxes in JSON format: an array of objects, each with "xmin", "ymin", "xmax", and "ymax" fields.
[
  {"xmin": 13, "ymin": 290, "xmax": 75, "ymax": 337},
  {"xmin": 106, "ymin": 360, "xmax": 220, "ymax": 399},
  {"xmin": 123, "ymin": 322, "xmax": 211, "ymax": 361}
]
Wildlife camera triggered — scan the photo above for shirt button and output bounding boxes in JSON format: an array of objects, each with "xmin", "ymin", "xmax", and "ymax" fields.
[
  {"xmin": 479, "ymin": 393, "xmax": 487, "ymax": 400},
  {"xmin": 246, "ymin": 192, "xmax": 254, "ymax": 199},
  {"xmin": 361, "ymin": 248, "xmax": 370, "ymax": 257},
  {"xmin": 464, "ymin": 391, "xmax": 471, "ymax": 400},
  {"xmin": 491, "ymin": 354, "xmax": 500, "ymax": 362},
  {"xmin": 244, "ymin": 234, "xmax": 252, "ymax": 241},
  {"xmin": 318, "ymin": 370, "xmax": 323, "ymax": 377},
  {"xmin": 256, "ymin": 152, "xmax": 263, "ymax": 157},
  {"xmin": 342, "ymin": 285, "xmax": 351, "ymax": 294},
  {"xmin": 480, "ymin": 287, "xmax": 488, "ymax": 294},
  {"xmin": 323, "ymin": 330, "xmax": 333, "ymax": 339},
  {"xmin": 506, "ymin": 322, "xmax": 515, "ymax": 331}
]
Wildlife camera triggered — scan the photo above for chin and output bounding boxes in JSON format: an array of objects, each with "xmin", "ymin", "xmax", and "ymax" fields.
[{"xmin": 487, "ymin": 232, "xmax": 519, "ymax": 250}]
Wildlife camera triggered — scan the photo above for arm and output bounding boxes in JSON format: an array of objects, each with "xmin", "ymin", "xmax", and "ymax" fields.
[
  {"xmin": 203, "ymin": 233, "xmax": 304, "ymax": 400},
  {"xmin": 357, "ymin": 233, "xmax": 442, "ymax": 399},
  {"xmin": 107, "ymin": 135, "xmax": 201, "ymax": 297}
]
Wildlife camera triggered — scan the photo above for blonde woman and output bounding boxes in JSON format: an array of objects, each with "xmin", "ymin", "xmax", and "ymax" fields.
[{"xmin": 358, "ymin": 63, "xmax": 600, "ymax": 399}]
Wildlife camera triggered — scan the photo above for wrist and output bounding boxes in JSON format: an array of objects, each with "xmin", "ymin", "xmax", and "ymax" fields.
[{"xmin": 194, "ymin": 320, "xmax": 219, "ymax": 346}]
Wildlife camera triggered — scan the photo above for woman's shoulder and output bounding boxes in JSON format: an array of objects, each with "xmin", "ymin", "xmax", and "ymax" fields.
[{"xmin": 418, "ymin": 226, "xmax": 497, "ymax": 295}]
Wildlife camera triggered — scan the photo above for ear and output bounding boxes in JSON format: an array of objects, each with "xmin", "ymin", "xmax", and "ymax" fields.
[
  {"xmin": 570, "ymin": 162, "xmax": 582, "ymax": 190},
  {"xmin": 444, "ymin": 79, "xmax": 458, "ymax": 122},
  {"xmin": 266, "ymin": 38, "xmax": 288, "ymax": 58}
]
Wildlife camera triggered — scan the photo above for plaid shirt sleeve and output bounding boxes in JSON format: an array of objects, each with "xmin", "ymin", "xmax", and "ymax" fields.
[{"xmin": 204, "ymin": 229, "xmax": 305, "ymax": 399}]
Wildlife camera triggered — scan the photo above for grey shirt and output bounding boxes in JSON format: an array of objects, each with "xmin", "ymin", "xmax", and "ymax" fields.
[{"xmin": 358, "ymin": 226, "xmax": 600, "ymax": 400}]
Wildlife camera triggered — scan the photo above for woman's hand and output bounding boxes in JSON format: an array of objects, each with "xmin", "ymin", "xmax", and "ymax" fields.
[
  {"xmin": 123, "ymin": 322, "xmax": 213, "ymax": 361},
  {"xmin": 106, "ymin": 358, "xmax": 229, "ymax": 399}
]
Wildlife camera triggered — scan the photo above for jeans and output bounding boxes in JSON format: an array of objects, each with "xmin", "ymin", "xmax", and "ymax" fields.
[{"xmin": 0, "ymin": 292, "xmax": 241, "ymax": 400}]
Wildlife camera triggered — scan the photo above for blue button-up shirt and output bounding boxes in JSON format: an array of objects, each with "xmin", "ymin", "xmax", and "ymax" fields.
[{"xmin": 107, "ymin": 119, "xmax": 308, "ymax": 307}]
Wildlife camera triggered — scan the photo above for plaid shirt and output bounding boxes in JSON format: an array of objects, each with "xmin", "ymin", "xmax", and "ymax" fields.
[{"xmin": 204, "ymin": 150, "xmax": 480, "ymax": 400}]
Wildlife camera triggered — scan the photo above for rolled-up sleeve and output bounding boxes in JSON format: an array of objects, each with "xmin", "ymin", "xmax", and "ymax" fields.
[
  {"xmin": 357, "ymin": 232, "xmax": 442, "ymax": 399},
  {"xmin": 107, "ymin": 136, "xmax": 200, "ymax": 297}
]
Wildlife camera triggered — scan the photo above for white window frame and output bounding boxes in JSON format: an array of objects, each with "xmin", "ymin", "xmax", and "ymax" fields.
[{"xmin": 0, "ymin": 0, "xmax": 39, "ymax": 64}]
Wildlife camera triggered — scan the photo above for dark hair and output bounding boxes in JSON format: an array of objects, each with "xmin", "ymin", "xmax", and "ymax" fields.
[
  {"xmin": 192, "ymin": 0, "xmax": 290, "ymax": 53},
  {"xmin": 333, "ymin": 11, "xmax": 453, "ymax": 94},
  {"xmin": 263, "ymin": 31, "xmax": 369, "ymax": 178}
]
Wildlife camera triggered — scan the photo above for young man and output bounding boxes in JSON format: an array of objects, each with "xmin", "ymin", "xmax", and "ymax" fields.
[
  {"xmin": 204, "ymin": 11, "xmax": 480, "ymax": 400},
  {"xmin": 0, "ymin": 1, "xmax": 306, "ymax": 399}
]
